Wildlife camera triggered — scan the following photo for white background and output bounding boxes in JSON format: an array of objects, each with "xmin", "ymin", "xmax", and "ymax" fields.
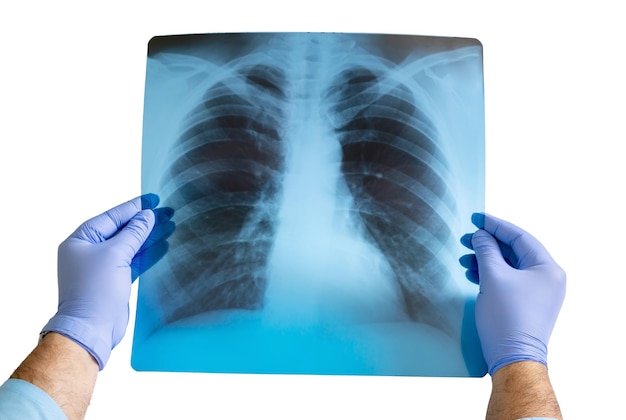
[{"xmin": 0, "ymin": 1, "xmax": 623, "ymax": 418}]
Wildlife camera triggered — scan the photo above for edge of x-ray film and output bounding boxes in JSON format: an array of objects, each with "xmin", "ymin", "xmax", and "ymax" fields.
[{"xmin": 132, "ymin": 32, "xmax": 487, "ymax": 377}]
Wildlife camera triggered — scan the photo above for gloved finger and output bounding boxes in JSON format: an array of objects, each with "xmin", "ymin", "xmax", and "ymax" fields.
[
  {"xmin": 141, "ymin": 193, "xmax": 160, "ymax": 210},
  {"xmin": 138, "ymin": 207, "xmax": 175, "ymax": 252},
  {"xmin": 108, "ymin": 209, "xmax": 156, "ymax": 256},
  {"xmin": 470, "ymin": 212, "xmax": 486, "ymax": 229},
  {"xmin": 490, "ymin": 239, "xmax": 520, "ymax": 269},
  {"xmin": 131, "ymin": 238, "xmax": 170, "ymax": 280},
  {"xmin": 139, "ymin": 219, "xmax": 176, "ymax": 252},
  {"xmin": 460, "ymin": 233, "xmax": 474, "ymax": 250},
  {"xmin": 471, "ymin": 229, "xmax": 511, "ymax": 277},
  {"xmin": 459, "ymin": 253, "xmax": 477, "ymax": 270},
  {"xmin": 480, "ymin": 213, "xmax": 555, "ymax": 269},
  {"xmin": 153, "ymin": 206, "xmax": 174, "ymax": 224},
  {"xmin": 464, "ymin": 269, "xmax": 480, "ymax": 285},
  {"xmin": 73, "ymin": 196, "xmax": 145, "ymax": 243},
  {"xmin": 94, "ymin": 194, "xmax": 161, "ymax": 242},
  {"xmin": 459, "ymin": 254, "xmax": 480, "ymax": 285}
]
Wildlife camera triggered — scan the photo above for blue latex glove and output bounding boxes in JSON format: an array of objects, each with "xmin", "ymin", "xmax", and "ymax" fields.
[
  {"xmin": 42, "ymin": 194, "xmax": 175, "ymax": 370},
  {"xmin": 459, "ymin": 213, "xmax": 566, "ymax": 376}
]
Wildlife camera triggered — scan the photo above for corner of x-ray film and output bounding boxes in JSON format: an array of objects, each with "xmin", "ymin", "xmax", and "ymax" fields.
[{"xmin": 133, "ymin": 32, "xmax": 487, "ymax": 377}]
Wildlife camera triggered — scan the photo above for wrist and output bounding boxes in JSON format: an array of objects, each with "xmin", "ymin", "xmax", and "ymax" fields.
[
  {"xmin": 488, "ymin": 361, "xmax": 562, "ymax": 420},
  {"xmin": 11, "ymin": 332, "xmax": 99, "ymax": 419},
  {"xmin": 42, "ymin": 314, "xmax": 112, "ymax": 370}
]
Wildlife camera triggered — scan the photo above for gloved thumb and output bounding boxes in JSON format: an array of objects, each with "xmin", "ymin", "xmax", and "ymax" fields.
[
  {"xmin": 109, "ymin": 209, "xmax": 156, "ymax": 256},
  {"xmin": 471, "ymin": 229, "xmax": 509, "ymax": 276}
]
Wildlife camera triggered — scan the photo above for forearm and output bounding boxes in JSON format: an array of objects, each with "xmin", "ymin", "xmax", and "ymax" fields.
[
  {"xmin": 10, "ymin": 332, "xmax": 98, "ymax": 420},
  {"xmin": 487, "ymin": 361, "xmax": 562, "ymax": 420}
]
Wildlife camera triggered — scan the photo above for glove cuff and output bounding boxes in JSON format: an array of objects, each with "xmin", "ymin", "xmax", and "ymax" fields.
[
  {"xmin": 41, "ymin": 315, "xmax": 110, "ymax": 370},
  {"xmin": 487, "ymin": 333, "xmax": 548, "ymax": 376}
]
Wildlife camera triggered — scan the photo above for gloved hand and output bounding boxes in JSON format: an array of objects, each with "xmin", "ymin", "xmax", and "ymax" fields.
[
  {"xmin": 459, "ymin": 213, "xmax": 566, "ymax": 376},
  {"xmin": 41, "ymin": 194, "xmax": 175, "ymax": 370}
]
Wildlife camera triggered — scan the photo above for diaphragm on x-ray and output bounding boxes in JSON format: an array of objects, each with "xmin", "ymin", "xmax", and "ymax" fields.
[{"xmin": 132, "ymin": 32, "xmax": 487, "ymax": 377}]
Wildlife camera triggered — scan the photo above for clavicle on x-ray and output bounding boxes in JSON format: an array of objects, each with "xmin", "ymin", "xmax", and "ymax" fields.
[{"xmin": 132, "ymin": 32, "xmax": 487, "ymax": 377}]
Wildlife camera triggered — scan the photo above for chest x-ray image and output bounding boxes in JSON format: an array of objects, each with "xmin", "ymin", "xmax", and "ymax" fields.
[{"xmin": 132, "ymin": 32, "xmax": 487, "ymax": 377}]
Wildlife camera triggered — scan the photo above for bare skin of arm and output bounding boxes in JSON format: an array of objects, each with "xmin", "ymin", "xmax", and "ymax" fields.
[
  {"xmin": 487, "ymin": 361, "xmax": 562, "ymax": 420},
  {"xmin": 10, "ymin": 332, "xmax": 98, "ymax": 420}
]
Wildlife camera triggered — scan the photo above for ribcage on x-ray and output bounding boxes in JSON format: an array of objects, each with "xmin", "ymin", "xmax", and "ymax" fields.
[
  {"xmin": 325, "ymin": 66, "xmax": 458, "ymax": 334},
  {"xmin": 158, "ymin": 64, "xmax": 287, "ymax": 323},
  {"xmin": 153, "ymin": 39, "xmax": 465, "ymax": 336}
]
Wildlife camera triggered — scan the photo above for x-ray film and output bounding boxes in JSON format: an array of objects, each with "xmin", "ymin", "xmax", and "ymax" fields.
[{"xmin": 132, "ymin": 32, "xmax": 487, "ymax": 377}]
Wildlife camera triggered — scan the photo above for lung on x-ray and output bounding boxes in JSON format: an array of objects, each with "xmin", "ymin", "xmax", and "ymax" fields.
[{"xmin": 132, "ymin": 32, "xmax": 487, "ymax": 377}]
